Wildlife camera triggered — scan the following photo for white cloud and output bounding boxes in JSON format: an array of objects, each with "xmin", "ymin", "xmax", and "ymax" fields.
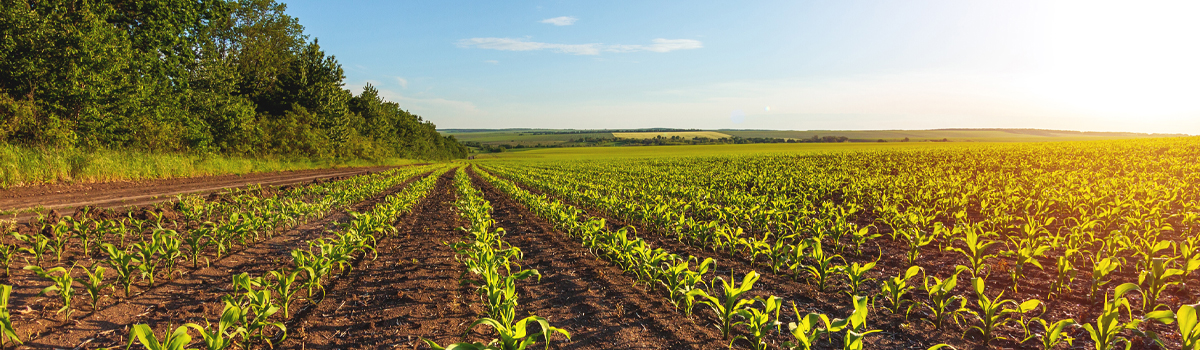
[
  {"xmin": 395, "ymin": 77, "xmax": 408, "ymax": 89},
  {"xmin": 456, "ymin": 37, "xmax": 702, "ymax": 55},
  {"xmin": 484, "ymin": 60, "xmax": 500, "ymax": 64},
  {"xmin": 540, "ymin": 16, "xmax": 577, "ymax": 26}
]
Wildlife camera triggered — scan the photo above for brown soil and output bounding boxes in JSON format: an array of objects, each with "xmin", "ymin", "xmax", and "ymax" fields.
[
  {"xmin": 468, "ymin": 168, "xmax": 724, "ymax": 349},
  {"xmin": 0, "ymin": 165, "xmax": 413, "ymax": 223},
  {"xmin": 280, "ymin": 169, "xmax": 480, "ymax": 350},
  {"xmin": 14, "ymin": 171, "xmax": 428, "ymax": 349}
]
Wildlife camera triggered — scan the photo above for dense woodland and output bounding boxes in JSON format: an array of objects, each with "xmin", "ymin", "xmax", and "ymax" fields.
[{"xmin": 0, "ymin": 0, "xmax": 467, "ymax": 160}]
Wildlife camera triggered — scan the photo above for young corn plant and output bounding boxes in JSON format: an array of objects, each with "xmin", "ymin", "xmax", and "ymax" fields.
[
  {"xmin": 835, "ymin": 295, "xmax": 881, "ymax": 350},
  {"xmin": 880, "ymin": 266, "xmax": 922, "ymax": 316},
  {"xmin": 1048, "ymin": 252, "xmax": 1077, "ymax": 300},
  {"xmin": 0, "ymin": 243, "xmax": 15, "ymax": 276},
  {"xmin": 423, "ymin": 316, "xmax": 570, "ymax": 350},
  {"xmin": 81, "ymin": 264, "xmax": 109, "ymax": 310},
  {"xmin": 840, "ymin": 259, "xmax": 877, "ymax": 296},
  {"xmin": 125, "ymin": 324, "xmax": 193, "ymax": 350},
  {"xmin": 13, "ymin": 233, "xmax": 50, "ymax": 267},
  {"xmin": 158, "ymin": 229, "xmax": 184, "ymax": 279},
  {"xmin": 1082, "ymin": 283, "xmax": 1145, "ymax": 350},
  {"xmin": 1030, "ymin": 318, "xmax": 1076, "ymax": 350},
  {"xmin": 659, "ymin": 256, "xmax": 714, "ymax": 317},
  {"xmin": 0, "ymin": 285, "xmax": 21, "ymax": 347},
  {"xmin": 264, "ymin": 268, "xmax": 302, "ymax": 318},
  {"xmin": 733, "ymin": 296, "xmax": 783, "ymax": 350},
  {"xmin": 1089, "ymin": 258, "xmax": 1120, "ymax": 301},
  {"xmin": 1142, "ymin": 303, "xmax": 1200, "ymax": 350},
  {"xmin": 922, "ymin": 266, "xmax": 968, "ymax": 329},
  {"xmin": 963, "ymin": 277, "xmax": 1042, "ymax": 344},
  {"xmin": 901, "ymin": 227, "xmax": 936, "ymax": 266},
  {"xmin": 184, "ymin": 225, "xmax": 213, "ymax": 268},
  {"xmin": 1138, "ymin": 257, "xmax": 1183, "ymax": 311},
  {"xmin": 186, "ymin": 303, "xmax": 247, "ymax": 350},
  {"xmin": 945, "ymin": 228, "xmax": 998, "ymax": 277},
  {"xmin": 24, "ymin": 265, "xmax": 76, "ymax": 321},
  {"xmin": 132, "ymin": 235, "xmax": 163, "ymax": 287},
  {"xmin": 802, "ymin": 240, "xmax": 845, "ymax": 292},
  {"xmin": 698, "ymin": 270, "xmax": 760, "ymax": 340},
  {"xmin": 848, "ymin": 225, "xmax": 880, "ymax": 255},
  {"xmin": 784, "ymin": 302, "xmax": 832, "ymax": 350},
  {"xmin": 1003, "ymin": 238, "xmax": 1050, "ymax": 293},
  {"xmin": 102, "ymin": 243, "xmax": 138, "ymax": 298},
  {"xmin": 48, "ymin": 220, "xmax": 70, "ymax": 262}
]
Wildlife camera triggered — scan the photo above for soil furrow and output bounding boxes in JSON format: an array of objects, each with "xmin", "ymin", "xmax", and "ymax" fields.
[
  {"xmin": 282, "ymin": 169, "xmax": 478, "ymax": 350},
  {"xmin": 469, "ymin": 168, "xmax": 724, "ymax": 349}
]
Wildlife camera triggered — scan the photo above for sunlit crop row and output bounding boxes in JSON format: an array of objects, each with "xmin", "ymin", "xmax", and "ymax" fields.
[{"xmin": 481, "ymin": 137, "xmax": 1200, "ymax": 349}]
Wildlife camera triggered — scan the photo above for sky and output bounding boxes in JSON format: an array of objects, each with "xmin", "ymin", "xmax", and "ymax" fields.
[{"xmin": 282, "ymin": 0, "xmax": 1200, "ymax": 134}]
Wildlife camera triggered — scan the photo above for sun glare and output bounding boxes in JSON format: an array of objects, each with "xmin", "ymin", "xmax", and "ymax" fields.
[{"xmin": 1023, "ymin": 1, "xmax": 1200, "ymax": 117}]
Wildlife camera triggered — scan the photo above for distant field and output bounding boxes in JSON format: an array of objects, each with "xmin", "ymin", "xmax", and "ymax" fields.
[
  {"xmin": 612, "ymin": 131, "xmax": 732, "ymax": 139},
  {"xmin": 446, "ymin": 131, "xmax": 614, "ymax": 144},
  {"xmin": 468, "ymin": 140, "xmax": 977, "ymax": 160},
  {"xmin": 443, "ymin": 128, "xmax": 1185, "ymax": 146},
  {"xmin": 720, "ymin": 129, "xmax": 1177, "ymax": 142}
]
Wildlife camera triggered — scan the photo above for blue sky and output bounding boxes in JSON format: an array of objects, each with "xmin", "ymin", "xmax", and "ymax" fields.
[{"xmin": 283, "ymin": 1, "xmax": 1200, "ymax": 134}]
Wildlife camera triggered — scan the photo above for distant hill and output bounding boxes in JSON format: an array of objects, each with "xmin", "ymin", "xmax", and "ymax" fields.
[{"xmin": 441, "ymin": 128, "xmax": 1184, "ymax": 146}]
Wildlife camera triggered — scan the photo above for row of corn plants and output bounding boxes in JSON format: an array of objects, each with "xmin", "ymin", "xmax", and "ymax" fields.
[
  {"xmin": 423, "ymin": 167, "xmax": 570, "ymax": 350},
  {"xmin": 0, "ymin": 166, "xmax": 444, "ymax": 348}
]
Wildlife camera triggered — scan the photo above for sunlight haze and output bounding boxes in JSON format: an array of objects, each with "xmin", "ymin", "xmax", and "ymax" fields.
[{"xmin": 283, "ymin": 0, "xmax": 1200, "ymax": 134}]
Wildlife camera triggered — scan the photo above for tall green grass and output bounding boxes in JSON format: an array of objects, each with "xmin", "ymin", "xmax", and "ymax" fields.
[{"xmin": 0, "ymin": 143, "xmax": 418, "ymax": 188}]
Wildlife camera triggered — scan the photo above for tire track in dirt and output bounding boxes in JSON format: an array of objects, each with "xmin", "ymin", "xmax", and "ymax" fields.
[
  {"xmin": 469, "ymin": 168, "xmax": 723, "ymax": 350},
  {"xmin": 1, "ymin": 165, "xmax": 421, "ymax": 224},
  {"xmin": 22, "ymin": 171, "xmax": 432, "ymax": 349},
  {"xmin": 281, "ymin": 169, "xmax": 480, "ymax": 350}
]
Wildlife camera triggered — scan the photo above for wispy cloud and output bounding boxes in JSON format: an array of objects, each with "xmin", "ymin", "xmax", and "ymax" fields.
[
  {"xmin": 540, "ymin": 16, "xmax": 577, "ymax": 26},
  {"xmin": 456, "ymin": 38, "xmax": 702, "ymax": 55},
  {"xmin": 395, "ymin": 77, "xmax": 408, "ymax": 89},
  {"xmin": 484, "ymin": 60, "xmax": 500, "ymax": 64}
]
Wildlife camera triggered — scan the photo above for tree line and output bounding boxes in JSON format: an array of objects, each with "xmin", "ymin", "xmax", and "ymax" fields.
[{"xmin": 0, "ymin": 0, "xmax": 467, "ymax": 160}]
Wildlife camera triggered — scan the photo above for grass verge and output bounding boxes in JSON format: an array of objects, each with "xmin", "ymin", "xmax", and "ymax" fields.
[{"xmin": 0, "ymin": 143, "xmax": 418, "ymax": 188}]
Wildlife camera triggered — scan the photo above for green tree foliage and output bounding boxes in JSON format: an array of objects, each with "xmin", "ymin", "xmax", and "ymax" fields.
[{"xmin": 0, "ymin": 0, "xmax": 466, "ymax": 160}]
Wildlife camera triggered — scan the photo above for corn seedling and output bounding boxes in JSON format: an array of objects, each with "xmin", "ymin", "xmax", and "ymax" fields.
[
  {"xmin": 963, "ymin": 277, "xmax": 1042, "ymax": 343},
  {"xmin": 922, "ymin": 266, "xmax": 967, "ymax": 329},
  {"xmin": 841, "ymin": 258, "xmax": 877, "ymax": 296},
  {"xmin": 880, "ymin": 266, "xmax": 921, "ymax": 316},
  {"xmin": 733, "ymin": 296, "xmax": 783, "ymax": 350},
  {"xmin": 1031, "ymin": 318, "xmax": 1076, "ymax": 350},
  {"xmin": 836, "ymin": 295, "xmax": 881, "ymax": 350},
  {"xmin": 1003, "ymin": 238, "xmax": 1049, "ymax": 293},
  {"xmin": 23, "ymin": 265, "xmax": 76, "ymax": 321},
  {"xmin": 901, "ymin": 227, "xmax": 936, "ymax": 266},
  {"xmin": 0, "ymin": 285, "xmax": 21, "ymax": 347},
  {"xmin": 102, "ymin": 244, "xmax": 138, "ymax": 298},
  {"xmin": 1138, "ymin": 257, "xmax": 1183, "ymax": 311},
  {"xmin": 0, "ymin": 244, "xmax": 14, "ymax": 276},
  {"xmin": 698, "ymin": 270, "xmax": 760, "ymax": 340},
  {"xmin": 802, "ymin": 240, "xmax": 844, "ymax": 292},
  {"xmin": 81, "ymin": 264, "xmax": 109, "ymax": 310},
  {"xmin": 1082, "ymin": 283, "xmax": 1144, "ymax": 350},
  {"xmin": 125, "ymin": 324, "xmax": 192, "ymax": 350},
  {"xmin": 1089, "ymin": 258, "xmax": 1120, "ymax": 301},
  {"xmin": 424, "ymin": 316, "xmax": 570, "ymax": 350},
  {"xmin": 946, "ymin": 227, "xmax": 998, "ymax": 277},
  {"xmin": 264, "ymin": 268, "xmax": 302, "ymax": 318},
  {"xmin": 784, "ymin": 302, "xmax": 832, "ymax": 350},
  {"xmin": 186, "ymin": 303, "xmax": 248, "ymax": 350},
  {"xmin": 13, "ymin": 233, "xmax": 50, "ymax": 267}
]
